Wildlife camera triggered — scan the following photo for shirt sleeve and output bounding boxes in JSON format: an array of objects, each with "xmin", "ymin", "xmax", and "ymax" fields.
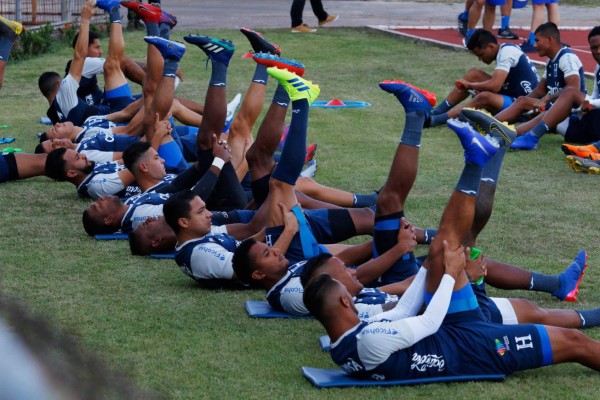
[
  {"xmin": 279, "ymin": 290, "xmax": 310, "ymax": 315},
  {"xmin": 82, "ymin": 57, "xmax": 105, "ymax": 77},
  {"xmin": 210, "ymin": 225, "xmax": 228, "ymax": 235},
  {"xmin": 56, "ymin": 75, "xmax": 81, "ymax": 116},
  {"xmin": 189, "ymin": 242, "xmax": 235, "ymax": 280},
  {"xmin": 495, "ymin": 46, "xmax": 520, "ymax": 72},
  {"xmin": 85, "ymin": 172, "xmax": 125, "ymax": 199},
  {"xmin": 559, "ymin": 53, "xmax": 583, "ymax": 78},
  {"xmin": 592, "ymin": 66, "xmax": 599, "ymax": 99},
  {"xmin": 368, "ymin": 267, "xmax": 427, "ymax": 322}
]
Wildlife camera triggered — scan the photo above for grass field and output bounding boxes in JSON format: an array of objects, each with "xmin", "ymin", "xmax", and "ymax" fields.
[{"xmin": 1, "ymin": 26, "xmax": 599, "ymax": 399}]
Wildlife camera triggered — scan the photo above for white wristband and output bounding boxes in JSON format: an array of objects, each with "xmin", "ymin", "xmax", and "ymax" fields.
[{"xmin": 212, "ymin": 157, "xmax": 225, "ymax": 170}]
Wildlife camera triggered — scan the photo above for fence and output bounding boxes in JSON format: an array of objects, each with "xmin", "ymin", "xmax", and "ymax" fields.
[{"xmin": 0, "ymin": 0, "xmax": 106, "ymax": 27}]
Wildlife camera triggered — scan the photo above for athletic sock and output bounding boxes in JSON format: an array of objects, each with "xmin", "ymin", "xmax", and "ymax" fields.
[
  {"xmin": 466, "ymin": 28, "xmax": 475, "ymax": 38},
  {"xmin": 577, "ymin": 309, "xmax": 600, "ymax": 329},
  {"xmin": 459, "ymin": 10, "xmax": 468, "ymax": 20},
  {"xmin": 209, "ymin": 61, "xmax": 227, "ymax": 86},
  {"xmin": 0, "ymin": 36, "xmax": 14, "ymax": 61},
  {"xmin": 529, "ymin": 272, "xmax": 560, "ymax": 293},
  {"xmin": 163, "ymin": 58, "xmax": 179, "ymax": 77},
  {"xmin": 271, "ymin": 99, "xmax": 309, "ymax": 185},
  {"xmin": 423, "ymin": 228, "xmax": 437, "ymax": 244},
  {"xmin": 273, "ymin": 83, "xmax": 290, "ymax": 108},
  {"xmin": 146, "ymin": 21, "xmax": 159, "ymax": 37},
  {"xmin": 159, "ymin": 23, "xmax": 171, "ymax": 39},
  {"xmin": 400, "ymin": 111, "xmax": 425, "ymax": 147},
  {"xmin": 352, "ymin": 193, "xmax": 377, "ymax": 208},
  {"xmin": 531, "ymin": 121, "xmax": 550, "ymax": 138},
  {"xmin": 432, "ymin": 99, "xmax": 452, "ymax": 115},
  {"xmin": 252, "ymin": 64, "xmax": 268, "ymax": 85},
  {"xmin": 456, "ymin": 161, "xmax": 482, "ymax": 196},
  {"xmin": 109, "ymin": 5, "xmax": 122, "ymax": 23},
  {"xmin": 430, "ymin": 112, "xmax": 449, "ymax": 127},
  {"xmin": 528, "ymin": 32, "xmax": 535, "ymax": 45},
  {"xmin": 480, "ymin": 146, "xmax": 506, "ymax": 185},
  {"xmin": 501, "ymin": 16, "xmax": 510, "ymax": 29}
]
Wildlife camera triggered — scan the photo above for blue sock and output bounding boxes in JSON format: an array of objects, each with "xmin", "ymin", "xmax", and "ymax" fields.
[
  {"xmin": 158, "ymin": 140, "xmax": 187, "ymax": 173},
  {"xmin": 272, "ymin": 84, "xmax": 290, "ymax": 108},
  {"xmin": 531, "ymin": 121, "xmax": 550, "ymax": 138},
  {"xmin": 528, "ymin": 32, "xmax": 535, "ymax": 45},
  {"xmin": 252, "ymin": 64, "xmax": 268, "ymax": 85},
  {"xmin": 432, "ymin": 99, "xmax": 452, "ymax": 115},
  {"xmin": 424, "ymin": 282, "xmax": 478, "ymax": 313},
  {"xmin": 423, "ymin": 228, "xmax": 437, "ymax": 244},
  {"xmin": 352, "ymin": 193, "xmax": 377, "ymax": 208},
  {"xmin": 146, "ymin": 21, "xmax": 159, "ymax": 37},
  {"xmin": 501, "ymin": 16, "xmax": 510, "ymax": 29},
  {"xmin": 529, "ymin": 272, "xmax": 560, "ymax": 293},
  {"xmin": 466, "ymin": 28, "xmax": 475, "ymax": 38},
  {"xmin": 271, "ymin": 99, "xmax": 309, "ymax": 185},
  {"xmin": 480, "ymin": 146, "xmax": 506, "ymax": 185},
  {"xmin": 109, "ymin": 6, "xmax": 122, "ymax": 23},
  {"xmin": 0, "ymin": 36, "xmax": 14, "ymax": 61},
  {"xmin": 209, "ymin": 61, "xmax": 227, "ymax": 86},
  {"xmin": 163, "ymin": 58, "xmax": 179, "ymax": 77},
  {"xmin": 456, "ymin": 161, "xmax": 483, "ymax": 196},
  {"xmin": 577, "ymin": 309, "xmax": 600, "ymax": 329},
  {"xmin": 460, "ymin": 10, "xmax": 469, "ymax": 20},
  {"xmin": 400, "ymin": 111, "xmax": 425, "ymax": 147},
  {"xmin": 430, "ymin": 113, "xmax": 449, "ymax": 127},
  {"xmin": 159, "ymin": 23, "xmax": 171, "ymax": 40}
]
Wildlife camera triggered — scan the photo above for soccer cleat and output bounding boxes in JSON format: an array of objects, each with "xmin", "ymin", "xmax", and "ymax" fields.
[
  {"xmin": 447, "ymin": 118, "xmax": 499, "ymax": 167},
  {"xmin": 519, "ymin": 40, "xmax": 536, "ymax": 53},
  {"xmin": 159, "ymin": 10, "xmax": 177, "ymax": 29},
  {"xmin": 552, "ymin": 249, "xmax": 588, "ymax": 302},
  {"xmin": 379, "ymin": 80, "xmax": 436, "ymax": 114},
  {"xmin": 240, "ymin": 27, "xmax": 281, "ymax": 55},
  {"xmin": 143, "ymin": 36, "xmax": 186, "ymax": 61},
  {"xmin": 566, "ymin": 156, "xmax": 600, "ymax": 174},
  {"xmin": 457, "ymin": 12, "xmax": 468, "ymax": 37},
  {"xmin": 588, "ymin": 153, "xmax": 600, "ymax": 161},
  {"xmin": 460, "ymin": 108, "xmax": 516, "ymax": 148},
  {"xmin": 300, "ymin": 159, "xmax": 317, "ymax": 178},
  {"xmin": 497, "ymin": 27, "xmax": 519, "ymax": 40},
  {"xmin": 95, "ymin": 0, "xmax": 120, "ymax": 12},
  {"xmin": 305, "ymin": 143, "xmax": 317, "ymax": 164},
  {"xmin": 267, "ymin": 67, "xmax": 320, "ymax": 104},
  {"xmin": 0, "ymin": 16, "xmax": 23, "ymax": 42},
  {"xmin": 120, "ymin": 1, "xmax": 161, "ymax": 24},
  {"xmin": 510, "ymin": 132, "xmax": 539, "ymax": 150},
  {"xmin": 252, "ymin": 52, "xmax": 305, "ymax": 77},
  {"xmin": 183, "ymin": 35, "xmax": 235, "ymax": 67},
  {"xmin": 319, "ymin": 14, "xmax": 339, "ymax": 27},
  {"xmin": 291, "ymin": 24, "xmax": 316, "ymax": 33},
  {"xmin": 561, "ymin": 143, "xmax": 599, "ymax": 158}
]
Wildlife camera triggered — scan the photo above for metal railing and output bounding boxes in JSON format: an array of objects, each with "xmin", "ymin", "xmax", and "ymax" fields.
[{"xmin": 0, "ymin": 0, "xmax": 106, "ymax": 28}]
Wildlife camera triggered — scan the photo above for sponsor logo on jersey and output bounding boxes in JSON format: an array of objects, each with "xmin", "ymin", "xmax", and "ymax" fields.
[
  {"xmin": 362, "ymin": 326, "xmax": 398, "ymax": 336},
  {"xmin": 520, "ymin": 81, "xmax": 533, "ymax": 94},
  {"xmin": 341, "ymin": 358, "xmax": 364, "ymax": 373},
  {"xmin": 411, "ymin": 353, "xmax": 445, "ymax": 372},
  {"xmin": 282, "ymin": 286, "xmax": 303, "ymax": 293},
  {"xmin": 495, "ymin": 338, "xmax": 507, "ymax": 356},
  {"xmin": 197, "ymin": 245, "xmax": 227, "ymax": 261}
]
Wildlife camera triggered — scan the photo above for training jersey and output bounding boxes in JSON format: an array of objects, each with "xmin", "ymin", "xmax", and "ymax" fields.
[
  {"xmin": 47, "ymin": 75, "xmax": 108, "ymax": 127},
  {"xmin": 77, "ymin": 132, "xmax": 140, "ymax": 163},
  {"xmin": 174, "ymin": 230, "xmax": 237, "ymax": 283},
  {"xmin": 543, "ymin": 47, "xmax": 586, "ymax": 95},
  {"xmin": 121, "ymin": 192, "xmax": 170, "ymax": 233},
  {"xmin": 141, "ymin": 174, "xmax": 178, "ymax": 194},
  {"xmin": 496, "ymin": 43, "xmax": 540, "ymax": 98},
  {"xmin": 74, "ymin": 116, "xmax": 119, "ymax": 143},
  {"xmin": 77, "ymin": 161, "xmax": 140, "ymax": 200},
  {"xmin": 65, "ymin": 58, "xmax": 105, "ymax": 106}
]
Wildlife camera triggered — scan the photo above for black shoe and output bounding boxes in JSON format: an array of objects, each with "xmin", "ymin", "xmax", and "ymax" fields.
[
  {"xmin": 240, "ymin": 27, "xmax": 281, "ymax": 55},
  {"xmin": 498, "ymin": 26, "xmax": 519, "ymax": 40}
]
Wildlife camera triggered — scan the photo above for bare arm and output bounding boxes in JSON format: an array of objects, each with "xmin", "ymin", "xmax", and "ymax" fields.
[{"xmin": 69, "ymin": 0, "xmax": 94, "ymax": 83}]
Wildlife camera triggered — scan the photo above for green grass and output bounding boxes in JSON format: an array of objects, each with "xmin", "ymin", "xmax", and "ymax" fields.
[{"xmin": 1, "ymin": 27, "xmax": 600, "ymax": 399}]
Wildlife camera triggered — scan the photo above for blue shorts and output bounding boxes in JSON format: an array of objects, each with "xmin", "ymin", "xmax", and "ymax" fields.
[
  {"xmin": 486, "ymin": 0, "xmax": 506, "ymax": 5},
  {"xmin": 105, "ymin": 83, "xmax": 135, "ymax": 113},
  {"xmin": 565, "ymin": 109, "xmax": 600, "ymax": 144},
  {"xmin": 0, "ymin": 153, "xmax": 18, "ymax": 183},
  {"xmin": 532, "ymin": 0, "xmax": 557, "ymax": 4},
  {"xmin": 211, "ymin": 210, "xmax": 257, "ymax": 225}
]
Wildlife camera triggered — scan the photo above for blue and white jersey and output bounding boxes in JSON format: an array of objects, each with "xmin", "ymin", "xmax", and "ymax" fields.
[
  {"xmin": 592, "ymin": 64, "xmax": 600, "ymax": 100},
  {"xmin": 65, "ymin": 57, "xmax": 105, "ymax": 106},
  {"xmin": 143, "ymin": 174, "xmax": 177, "ymax": 194},
  {"xmin": 496, "ymin": 43, "xmax": 540, "ymax": 98},
  {"xmin": 77, "ymin": 133, "xmax": 141, "ymax": 163},
  {"xmin": 76, "ymin": 161, "xmax": 140, "ymax": 200},
  {"xmin": 174, "ymin": 230, "xmax": 236, "ymax": 283},
  {"xmin": 543, "ymin": 47, "xmax": 586, "ymax": 95},
  {"xmin": 47, "ymin": 75, "xmax": 107, "ymax": 127},
  {"xmin": 121, "ymin": 192, "xmax": 170, "ymax": 233}
]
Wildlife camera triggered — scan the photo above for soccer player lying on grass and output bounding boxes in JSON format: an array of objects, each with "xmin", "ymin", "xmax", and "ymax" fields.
[
  {"xmin": 303, "ymin": 127, "xmax": 600, "ymax": 381},
  {"xmin": 426, "ymin": 28, "xmax": 540, "ymax": 128},
  {"xmin": 0, "ymin": 152, "xmax": 48, "ymax": 185}
]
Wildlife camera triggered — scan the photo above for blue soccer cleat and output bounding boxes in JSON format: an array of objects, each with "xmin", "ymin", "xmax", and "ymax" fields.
[
  {"xmin": 183, "ymin": 35, "xmax": 235, "ymax": 67},
  {"xmin": 379, "ymin": 80, "xmax": 436, "ymax": 114},
  {"xmin": 447, "ymin": 118, "xmax": 499, "ymax": 167},
  {"xmin": 552, "ymin": 249, "xmax": 588, "ymax": 302},
  {"xmin": 510, "ymin": 132, "xmax": 539, "ymax": 150},
  {"xmin": 144, "ymin": 36, "xmax": 186, "ymax": 61},
  {"xmin": 95, "ymin": 0, "xmax": 120, "ymax": 12}
]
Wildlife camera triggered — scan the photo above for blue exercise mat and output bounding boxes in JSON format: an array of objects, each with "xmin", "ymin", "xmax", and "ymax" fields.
[
  {"xmin": 319, "ymin": 335, "xmax": 331, "ymax": 352},
  {"xmin": 301, "ymin": 367, "xmax": 505, "ymax": 388},
  {"xmin": 94, "ymin": 233, "xmax": 128, "ymax": 240},
  {"xmin": 150, "ymin": 253, "xmax": 175, "ymax": 259},
  {"xmin": 311, "ymin": 100, "xmax": 371, "ymax": 109},
  {"xmin": 245, "ymin": 301, "xmax": 314, "ymax": 319}
]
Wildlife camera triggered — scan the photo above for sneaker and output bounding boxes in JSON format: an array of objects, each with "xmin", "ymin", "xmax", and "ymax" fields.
[
  {"xmin": 120, "ymin": 1, "xmax": 161, "ymax": 24},
  {"xmin": 447, "ymin": 119, "xmax": 499, "ymax": 167},
  {"xmin": 95, "ymin": 0, "xmax": 120, "ymax": 12},
  {"xmin": 159, "ymin": 10, "xmax": 177, "ymax": 29},
  {"xmin": 223, "ymin": 93, "xmax": 242, "ymax": 133},
  {"xmin": 144, "ymin": 36, "xmax": 186, "ymax": 61},
  {"xmin": 566, "ymin": 155, "xmax": 600, "ymax": 174},
  {"xmin": 300, "ymin": 159, "xmax": 317, "ymax": 178},
  {"xmin": 463, "ymin": 32, "xmax": 472, "ymax": 48},
  {"xmin": 252, "ymin": 52, "xmax": 305, "ymax": 77},
  {"xmin": 267, "ymin": 67, "xmax": 320, "ymax": 104},
  {"xmin": 0, "ymin": 16, "xmax": 23, "ymax": 42},
  {"xmin": 519, "ymin": 40, "xmax": 536, "ymax": 53},
  {"xmin": 457, "ymin": 12, "xmax": 468, "ymax": 37},
  {"xmin": 240, "ymin": 27, "xmax": 281, "ymax": 55},
  {"xmin": 183, "ymin": 35, "xmax": 235, "ymax": 67},
  {"xmin": 560, "ymin": 143, "xmax": 599, "ymax": 157},
  {"xmin": 552, "ymin": 249, "xmax": 588, "ymax": 302},
  {"xmin": 305, "ymin": 143, "xmax": 317, "ymax": 164},
  {"xmin": 588, "ymin": 153, "xmax": 600, "ymax": 161},
  {"xmin": 379, "ymin": 80, "xmax": 436, "ymax": 114},
  {"xmin": 460, "ymin": 108, "xmax": 516, "ymax": 148},
  {"xmin": 319, "ymin": 14, "xmax": 339, "ymax": 27},
  {"xmin": 291, "ymin": 24, "xmax": 316, "ymax": 33},
  {"xmin": 510, "ymin": 132, "xmax": 539, "ymax": 150},
  {"xmin": 497, "ymin": 26, "xmax": 519, "ymax": 40}
]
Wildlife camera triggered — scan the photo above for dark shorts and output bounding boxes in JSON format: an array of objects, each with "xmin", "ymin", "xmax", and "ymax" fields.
[
  {"xmin": 211, "ymin": 210, "xmax": 257, "ymax": 226},
  {"xmin": 564, "ymin": 109, "xmax": 600, "ymax": 144},
  {"xmin": 0, "ymin": 153, "xmax": 18, "ymax": 183}
]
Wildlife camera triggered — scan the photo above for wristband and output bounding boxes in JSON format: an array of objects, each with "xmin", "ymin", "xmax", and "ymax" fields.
[{"xmin": 212, "ymin": 157, "xmax": 225, "ymax": 170}]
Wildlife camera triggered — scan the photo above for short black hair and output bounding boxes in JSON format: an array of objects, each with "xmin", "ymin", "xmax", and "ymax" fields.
[
  {"xmin": 163, "ymin": 189, "xmax": 196, "ymax": 234},
  {"xmin": 535, "ymin": 22, "xmax": 560, "ymax": 42},
  {"xmin": 72, "ymin": 30, "xmax": 100, "ymax": 49},
  {"xmin": 38, "ymin": 72, "xmax": 61, "ymax": 97},
  {"xmin": 45, "ymin": 147, "xmax": 68, "ymax": 181},
  {"xmin": 82, "ymin": 208, "xmax": 118, "ymax": 236},
  {"xmin": 34, "ymin": 143, "xmax": 46, "ymax": 154},
  {"xmin": 122, "ymin": 141, "xmax": 151, "ymax": 173},
  {"xmin": 38, "ymin": 132, "xmax": 48, "ymax": 143},
  {"xmin": 467, "ymin": 28, "xmax": 498, "ymax": 51},
  {"xmin": 231, "ymin": 238, "xmax": 258, "ymax": 285},
  {"xmin": 128, "ymin": 228, "xmax": 152, "ymax": 256},
  {"xmin": 300, "ymin": 253, "xmax": 334, "ymax": 288},
  {"xmin": 303, "ymin": 274, "xmax": 339, "ymax": 321},
  {"xmin": 588, "ymin": 26, "xmax": 600, "ymax": 41}
]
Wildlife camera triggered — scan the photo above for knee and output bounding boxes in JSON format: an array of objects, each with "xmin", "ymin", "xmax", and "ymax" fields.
[{"xmin": 351, "ymin": 208, "xmax": 375, "ymax": 234}]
